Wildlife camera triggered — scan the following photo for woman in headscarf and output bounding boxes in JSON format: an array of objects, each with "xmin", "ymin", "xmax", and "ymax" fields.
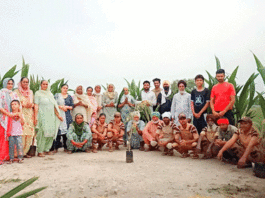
[
  {"xmin": 14, "ymin": 77, "xmax": 35, "ymax": 158},
  {"xmin": 34, "ymin": 80, "xmax": 63, "ymax": 157},
  {"xmin": 53, "ymin": 84, "xmax": 74, "ymax": 153},
  {"xmin": 102, "ymin": 84, "xmax": 118, "ymax": 123},
  {"xmin": 86, "ymin": 87, "xmax": 98, "ymax": 124},
  {"xmin": 66, "ymin": 113, "xmax": 92, "ymax": 154},
  {"xmin": 0, "ymin": 78, "xmax": 20, "ymax": 164},
  {"xmin": 93, "ymin": 85, "xmax": 103, "ymax": 117},
  {"xmin": 126, "ymin": 111, "xmax": 145, "ymax": 150},
  {"xmin": 118, "ymin": 87, "xmax": 135, "ymax": 123},
  {"xmin": 72, "ymin": 85, "xmax": 91, "ymax": 123}
]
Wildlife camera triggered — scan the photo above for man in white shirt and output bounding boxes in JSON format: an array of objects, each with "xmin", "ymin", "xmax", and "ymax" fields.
[
  {"xmin": 139, "ymin": 80, "xmax": 156, "ymax": 113},
  {"xmin": 171, "ymin": 80, "xmax": 192, "ymax": 125}
]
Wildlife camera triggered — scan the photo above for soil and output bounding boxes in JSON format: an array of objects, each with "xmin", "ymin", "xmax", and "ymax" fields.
[{"xmin": 0, "ymin": 147, "xmax": 264, "ymax": 198}]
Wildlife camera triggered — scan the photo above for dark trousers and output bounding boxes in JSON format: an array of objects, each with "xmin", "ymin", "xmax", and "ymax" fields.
[
  {"xmin": 51, "ymin": 134, "xmax": 67, "ymax": 151},
  {"xmin": 217, "ymin": 110, "xmax": 235, "ymax": 125},
  {"xmin": 193, "ymin": 114, "xmax": 207, "ymax": 134}
]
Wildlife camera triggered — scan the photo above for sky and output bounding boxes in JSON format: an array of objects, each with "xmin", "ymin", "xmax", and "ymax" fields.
[{"xmin": 0, "ymin": 0, "xmax": 265, "ymax": 93}]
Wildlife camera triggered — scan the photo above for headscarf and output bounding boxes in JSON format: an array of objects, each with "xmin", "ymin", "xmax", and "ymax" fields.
[
  {"xmin": 104, "ymin": 84, "xmax": 116, "ymax": 99},
  {"xmin": 17, "ymin": 80, "xmax": 33, "ymax": 103},
  {"xmin": 162, "ymin": 112, "xmax": 171, "ymax": 119},
  {"xmin": 0, "ymin": 78, "xmax": 18, "ymax": 136},
  {"xmin": 35, "ymin": 81, "xmax": 61, "ymax": 138},
  {"xmin": 161, "ymin": 80, "xmax": 171, "ymax": 105},
  {"xmin": 73, "ymin": 113, "xmax": 85, "ymax": 137},
  {"xmin": 74, "ymin": 85, "xmax": 90, "ymax": 104},
  {"xmin": 217, "ymin": 118, "xmax": 229, "ymax": 125},
  {"xmin": 93, "ymin": 85, "xmax": 102, "ymax": 96},
  {"xmin": 131, "ymin": 111, "xmax": 140, "ymax": 118},
  {"xmin": 151, "ymin": 112, "xmax": 160, "ymax": 118}
]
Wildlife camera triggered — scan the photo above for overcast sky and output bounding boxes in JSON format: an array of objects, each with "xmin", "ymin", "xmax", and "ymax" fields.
[{"xmin": 1, "ymin": 0, "xmax": 265, "ymax": 93}]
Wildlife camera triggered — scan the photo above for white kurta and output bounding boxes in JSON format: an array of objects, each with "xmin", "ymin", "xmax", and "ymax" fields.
[
  {"xmin": 171, "ymin": 92, "xmax": 192, "ymax": 125},
  {"xmin": 139, "ymin": 90, "xmax": 156, "ymax": 113}
]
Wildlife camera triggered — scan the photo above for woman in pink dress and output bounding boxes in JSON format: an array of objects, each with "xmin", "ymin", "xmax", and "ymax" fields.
[
  {"xmin": 86, "ymin": 87, "xmax": 98, "ymax": 126},
  {"xmin": 0, "ymin": 78, "xmax": 20, "ymax": 164}
]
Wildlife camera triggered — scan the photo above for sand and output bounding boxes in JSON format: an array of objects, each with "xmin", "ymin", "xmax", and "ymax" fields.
[{"xmin": 0, "ymin": 147, "xmax": 264, "ymax": 198}]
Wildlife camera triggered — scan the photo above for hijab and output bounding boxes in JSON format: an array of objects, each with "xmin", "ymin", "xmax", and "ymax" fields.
[
  {"xmin": 74, "ymin": 86, "xmax": 89, "ymax": 104},
  {"xmin": 73, "ymin": 114, "xmax": 85, "ymax": 137},
  {"xmin": 104, "ymin": 84, "xmax": 116, "ymax": 100}
]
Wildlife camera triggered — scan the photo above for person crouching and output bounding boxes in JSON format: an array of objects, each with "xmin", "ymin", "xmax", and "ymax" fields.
[
  {"xmin": 173, "ymin": 113, "xmax": 199, "ymax": 158},
  {"xmin": 66, "ymin": 114, "xmax": 92, "ymax": 154},
  {"xmin": 142, "ymin": 112, "xmax": 162, "ymax": 152},
  {"xmin": 157, "ymin": 112, "xmax": 177, "ymax": 156}
]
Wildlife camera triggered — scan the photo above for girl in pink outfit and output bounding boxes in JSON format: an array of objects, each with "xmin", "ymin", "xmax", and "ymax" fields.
[{"xmin": 8, "ymin": 100, "xmax": 24, "ymax": 164}]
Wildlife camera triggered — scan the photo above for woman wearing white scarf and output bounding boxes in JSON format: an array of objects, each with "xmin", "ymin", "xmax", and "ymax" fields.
[
  {"xmin": 102, "ymin": 84, "xmax": 118, "ymax": 123},
  {"xmin": 157, "ymin": 80, "xmax": 172, "ymax": 116},
  {"xmin": 72, "ymin": 85, "xmax": 91, "ymax": 123}
]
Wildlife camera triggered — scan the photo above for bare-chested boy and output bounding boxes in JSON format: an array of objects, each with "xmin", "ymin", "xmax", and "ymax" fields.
[
  {"xmin": 174, "ymin": 113, "xmax": 199, "ymax": 158},
  {"xmin": 142, "ymin": 112, "xmax": 162, "ymax": 152},
  {"xmin": 107, "ymin": 112, "xmax": 125, "ymax": 152},
  {"xmin": 217, "ymin": 117, "xmax": 262, "ymax": 168},
  {"xmin": 157, "ymin": 112, "xmax": 177, "ymax": 156},
  {"xmin": 91, "ymin": 113, "xmax": 108, "ymax": 153},
  {"xmin": 196, "ymin": 114, "xmax": 218, "ymax": 158}
]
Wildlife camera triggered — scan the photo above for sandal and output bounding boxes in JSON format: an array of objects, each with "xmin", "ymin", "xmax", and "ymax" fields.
[
  {"xmin": 44, "ymin": 151, "xmax": 54, "ymax": 155},
  {"xmin": 24, "ymin": 155, "xmax": 32, "ymax": 158},
  {"xmin": 181, "ymin": 153, "xmax": 190, "ymax": 158},
  {"xmin": 38, "ymin": 153, "xmax": 45, "ymax": 157}
]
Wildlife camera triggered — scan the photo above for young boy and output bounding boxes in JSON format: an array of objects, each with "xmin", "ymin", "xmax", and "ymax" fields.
[
  {"xmin": 191, "ymin": 75, "xmax": 210, "ymax": 134},
  {"xmin": 7, "ymin": 100, "xmax": 24, "ymax": 163}
]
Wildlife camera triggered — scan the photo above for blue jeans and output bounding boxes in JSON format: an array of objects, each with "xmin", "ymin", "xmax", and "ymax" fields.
[{"xmin": 9, "ymin": 136, "xmax": 24, "ymax": 160}]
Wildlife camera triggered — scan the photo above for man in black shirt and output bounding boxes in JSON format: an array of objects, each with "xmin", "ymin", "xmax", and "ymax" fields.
[{"xmin": 157, "ymin": 80, "xmax": 172, "ymax": 117}]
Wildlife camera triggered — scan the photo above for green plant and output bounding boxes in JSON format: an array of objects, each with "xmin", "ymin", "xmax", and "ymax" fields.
[
  {"xmin": 0, "ymin": 177, "xmax": 47, "ymax": 198},
  {"xmin": 29, "ymin": 75, "xmax": 42, "ymax": 94},
  {"xmin": 124, "ymin": 79, "xmax": 142, "ymax": 100},
  {"xmin": 21, "ymin": 57, "xmax": 29, "ymax": 78}
]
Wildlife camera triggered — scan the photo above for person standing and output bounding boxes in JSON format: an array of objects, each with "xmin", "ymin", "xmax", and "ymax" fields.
[
  {"xmin": 118, "ymin": 87, "xmax": 135, "ymax": 123},
  {"xmin": 191, "ymin": 75, "xmax": 210, "ymax": 134},
  {"xmin": 152, "ymin": 78, "xmax": 163, "ymax": 111},
  {"xmin": 53, "ymin": 84, "xmax": 74, "ymax": 153},
  {"xmin": 157, "ymin": 80, "xmax": 172, "ymax": 116},
  {"xmin": 15, "ymin": 77, "xmax": 35, "ymax": 158},
  {"xmin": 138, "ymin": 81, "xmax": 156, "ymax": 114},
  {"xmin": 72, "ymin": 85, "xmax": 91, "ymax": 123},
  {"xmin": 0, "ymin": 78, "xmax": 20, "ymax": 164},
  {"xmin": 86, "ymin": 87, "xmax": 98, "ymax": 123},
  {"xmin": 171, "ymin": 80, "xmax": 192, "ymax": 125},
  {"xmin": 93, "ymin": 85, "xmax": 103, "ymax": 117},
  {"xmin": 102, "ymin": 84, "xmax": 118, "ymax": 123},
  {"xmin": 210, "ymin": 69, "xmax": 236, "ymax": 125},
  {"xmin": 34, "ymin": 80, "xmax": 63, "ymax": 157}
]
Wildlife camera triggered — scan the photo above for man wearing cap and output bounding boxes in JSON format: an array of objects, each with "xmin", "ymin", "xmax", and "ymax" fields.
[
  {"xmin": 217, "ymin": 117, "xmax": 262, "ymax": 168},
  {"xmin": 107, "ymin": 112, "xmax": 125, "ymax": 152},
  {"xmin": 196, "ymin": 114, "xmax": 219, "ymax": 159},
  {"xmin": 171, "ymin": 80, "xmax": 192, "ymax": 125},
  {"xmin": 142, "ymin": 112, "xmax": 162, "ymax": 152},
  {"xmin": 210, "ymin": 69, "xmax": 236, "ymax": 125},
  {"xmin": 157, "ymin": 80, "xmax": 173, "ymax": 116},
  {"xmin": 126, "ymin": 111, "xmax": 145, "ymax": 151},
  {"xmin": 156, "ymin": 112, "xmax": 177, "ymax": 156},
  {"xmin": 174, "ymin": 113, "xmax": 199, "ymax": 158}
]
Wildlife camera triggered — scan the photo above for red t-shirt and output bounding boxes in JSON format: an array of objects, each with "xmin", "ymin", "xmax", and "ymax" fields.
[{"xmin": 210, "ymin": 82, "xmax": 236, "ymax": 111}]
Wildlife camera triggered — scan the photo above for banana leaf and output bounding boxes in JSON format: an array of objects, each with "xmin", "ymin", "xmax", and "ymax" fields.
[
  {"xmin": 21, "ymin": 57, "xmax": 29, "ymax": 78},
  {"xmin": 252, "ymin": 52, "xmax": 265, "ymax": 84}
]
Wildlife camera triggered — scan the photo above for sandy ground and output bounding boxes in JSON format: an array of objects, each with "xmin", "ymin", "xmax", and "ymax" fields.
[{"xmin": 0, "ymin": 147, "xmax": 264, "ymax": 198}]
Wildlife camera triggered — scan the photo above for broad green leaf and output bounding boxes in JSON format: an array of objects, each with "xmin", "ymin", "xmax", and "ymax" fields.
[
  {"xmin": 252, "ymin": 52, "xmax": 265, "ymax": 84},
  {"xmin": 14, "ymin": 186, "xmax": 47, "ymax": 198},
  {"xmin": 215, "ymin": 56, "xmax": 221, "ymax": 70}
]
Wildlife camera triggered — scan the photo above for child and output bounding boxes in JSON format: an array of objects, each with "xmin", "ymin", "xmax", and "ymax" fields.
[
  {"xmin": 191, "ymin": 75, "xmax": 210, "ymax": 134},
  {"xmin": 7, "ymin": 100, "xmax": 24, "ymax": 163}
]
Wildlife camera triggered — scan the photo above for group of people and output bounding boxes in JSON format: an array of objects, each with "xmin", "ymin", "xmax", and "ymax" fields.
[{"xmin": 0, "ymin": 69, "xmax": 264, "ymax": 169}]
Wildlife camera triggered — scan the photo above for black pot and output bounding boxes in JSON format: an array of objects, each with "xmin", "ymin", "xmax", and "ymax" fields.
[{"xmin": 253, "ymin": 162, "xmax": 265, "ymax": 178}]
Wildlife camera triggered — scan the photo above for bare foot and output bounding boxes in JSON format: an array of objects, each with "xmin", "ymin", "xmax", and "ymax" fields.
[
  {"xmin": 24, "ymin": 155, "xmax": 32, "ymax": 158},
  {"xmin": 92, "ymin": 148, "xmax": 98, "ymax": 153},
  {"xmin": 18, "ymin": 159, "xmax": 24, "ymax": 163},
  {"xmin": 85, "ymin": 149, "xmax": 91, "ymax": 153},
  {"xmin": 44, "ymin": 152, "xmax": 54, "ymax": 155},
  {"xmin": 38, "ymin": 153, "xmax": 45, "ymax": 157},
  {"xmin": 67, "ymin": 151, "xmax": 72, "ymax": 154},
  {"xmin": 53, "ymin": 149, "xmax": 58, "ymax": 153}
]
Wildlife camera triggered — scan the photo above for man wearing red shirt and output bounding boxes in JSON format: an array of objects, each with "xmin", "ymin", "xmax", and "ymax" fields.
[{"xmin": 210, "ymin": 69, "xmax": 236, "ymax": 125}]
